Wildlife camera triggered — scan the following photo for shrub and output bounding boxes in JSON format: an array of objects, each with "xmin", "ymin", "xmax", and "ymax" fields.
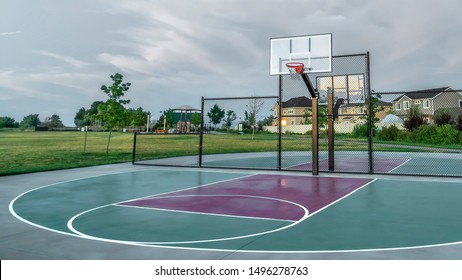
[
  {"xmin": 351, "ymin": 123, "xmax": 368, "ymax": 138},
  {"xmin": 456, "ymin": 113, "xmax": 462, "ymax": 131},
  {"xmin": 411, "ymin": 124, "xmax": 458, "ymax": 145},
  {"xmin": 434, "ymin": 110, "xmax": 452, "ymax": 126},
  {"xmin": 377, "ymin": 125, "xmax": 401, "ymax": 141},
  {"xmin": 404, "ymin": 105, "xmax": 424, "ymax": 131}
]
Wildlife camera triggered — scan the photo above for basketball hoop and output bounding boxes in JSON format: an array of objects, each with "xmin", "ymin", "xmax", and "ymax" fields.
[{"xmin": 286, "ymin": 62, "xmax": 304, "ymax": 79}]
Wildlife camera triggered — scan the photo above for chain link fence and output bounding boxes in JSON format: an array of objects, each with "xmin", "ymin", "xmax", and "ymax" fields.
[
  {"xmin": 133, "ymin": 54, "xmax": 462, "ymax": 177},
  {"xmin": 372, "ymin": 88, "xmax": 462, "ymax": 176}
]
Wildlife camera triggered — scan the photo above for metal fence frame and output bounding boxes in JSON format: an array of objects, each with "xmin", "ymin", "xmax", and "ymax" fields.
[{"xmin": 133, "ymin": 53, "xmax": 462, "ymax": 178}]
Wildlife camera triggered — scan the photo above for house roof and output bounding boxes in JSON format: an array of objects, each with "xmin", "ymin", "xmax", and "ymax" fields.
[
  {"xmin": 391, "ymin": 87, "xmax": 453, "ymax": 102},
  {"xmin": 282, "ymin": 96, "xmax": 312, "ymax": 108}
]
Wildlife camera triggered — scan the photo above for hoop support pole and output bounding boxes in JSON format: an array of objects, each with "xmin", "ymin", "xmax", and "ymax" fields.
[{"xmin": 301, "ymin": 73, "xmax": 317, "ymax": 98}]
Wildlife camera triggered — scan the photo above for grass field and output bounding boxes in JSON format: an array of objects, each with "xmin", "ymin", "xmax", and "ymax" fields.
[
  {"xmin": 1, "ymin": 130, "xmax": 460, "ymax": 176},
  {"xmin": 0, "ymin": 130, "xmax": 135, "ymax": 175}
]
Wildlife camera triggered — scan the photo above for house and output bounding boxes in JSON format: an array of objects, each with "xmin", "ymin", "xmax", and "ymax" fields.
[
  {"xmin": 391, "ymin": 87, "xmax": 462, "ymax": 123},
  {"xmin": 272, "ymin": 96, "xmax": 312, "ymax": 126},
  {"xmin": 273, "ymin": 96, "xmax": 392, "ymax": 126},
  {"xmin": 338, "ymin": 100, "xmax": 392, "ymax": 123}
]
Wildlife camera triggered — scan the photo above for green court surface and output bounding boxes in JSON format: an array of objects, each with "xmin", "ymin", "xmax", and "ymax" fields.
[{"xmin": 8, "ymin": 168, "xmax": 462, "ymax": 254}]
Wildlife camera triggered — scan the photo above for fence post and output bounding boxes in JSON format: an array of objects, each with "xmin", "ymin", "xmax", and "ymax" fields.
[
  {"xmin": 199, "ymin": 96, "xmax": 204, "ymax": 167},
  {"xmin": 132, "ymin": 132, "xmax": 137, "ymax": 164},
  {"xmin": 366, "ymin": 51, "xmax": 374, "ymax": 174}
]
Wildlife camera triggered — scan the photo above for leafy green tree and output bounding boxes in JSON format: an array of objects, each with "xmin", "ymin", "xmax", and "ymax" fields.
[
  {"xmin": 0, "ymin": 117, "xmax": 19, "ymax": 128},
  {"xmin": 43, "ymin": 114, "xmax": 64, "ymax": 128},
  {"xmin": 224, "ymin": 110, "xmax": 237, "ymax": 129},
  {"xmin": 20, "ymin": 114, "xmax": 41, "ymax": 130},
  {"xmin": 94, "ymin": 73, "xmax": 131, "ymax": 153},
  {"xmin": 359, "ymin": 92, "xmax": 384, "ymax": 132},
  {"xmin": 128, "ymin": 107, "xmax": 147, "ymax": 129},
  {"xmin": 302, "ymin": 108, "xmax": 312, "ymax": 125},
  {"xmin": 190, "ymin": 112, "xmax": 201, "ymax": 131},
  {"xmin": 207, "ymin": 104, "xmax": 225, "ymax": 128},
  {"xmin": 74, "ymin": 101, "xmax": 105, "ymax": 127},
  {"xmin": 258, "ymin": 115, "xmax": 274, "ymax": 126},
  {"xmin": 154, "ymin": 109, "xmax": 174, "ymax": 131}
]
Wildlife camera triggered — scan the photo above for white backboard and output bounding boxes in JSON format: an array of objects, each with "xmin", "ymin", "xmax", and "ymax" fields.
[{"xmin": 270, "ymin": 33, "xmax": 332, "ymax": 75}]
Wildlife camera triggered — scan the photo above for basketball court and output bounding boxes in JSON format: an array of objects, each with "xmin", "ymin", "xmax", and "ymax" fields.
[
  {"xmin": 2, "ymin": 33, "xmax": 461, "ymax": 260},
  {"xmin": 2, "ymin": 162, "xmax": 462, "ymax": 259}
]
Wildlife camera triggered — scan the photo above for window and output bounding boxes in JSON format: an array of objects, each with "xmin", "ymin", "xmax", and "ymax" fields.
[
  {"xmin": 415, "ymin": 100, "xmax": 421, "ymax": 105},
  {"xmin": 403, "ymin": 101, "xmax": 410, "ymax": 110},
  {"xmin": 459, "ymin": 100, "xmax": 462, "ymax": 107},
  {"xmin": 287, "ymin": 109, "xmax": 294, "ymax": 114},
  {"xmin": 395, "ymin": 103, "xmax": 401, "ymax": 111},
  {"xmin": 423, "ymin": 99, "xmax": 431, "ymax": 109}
]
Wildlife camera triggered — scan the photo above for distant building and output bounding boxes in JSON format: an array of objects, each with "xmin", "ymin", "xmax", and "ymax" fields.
[
  {"xmin": 272, "ymin": 96, "xmax": 312, "ymax": 126},
  {"xmin": 338, "ymin": 100, "xmax": 392, "ymax": 124},
  {"xmin": 390, "ymin": 87, "xmax": 462, "ymax": 123}
]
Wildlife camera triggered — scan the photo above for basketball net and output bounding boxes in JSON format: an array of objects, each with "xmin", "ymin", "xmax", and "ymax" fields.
[{"xmin": 286, "ymin": 62, "xmax": 304, "ymax": 79}]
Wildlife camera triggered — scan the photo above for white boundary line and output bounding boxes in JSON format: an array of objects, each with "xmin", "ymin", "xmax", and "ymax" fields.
[
  {"xmin": 67, "ymin": 194, "xmax": 308, "ymax": 245},
  {"xmin": 388, "ymin": 158, "xmax": 412, "ymax": 173},
  {"xmin": 116, "ymin": 195, "xmax": 300, "ymax": 222},
  {"xmin": 9, "ymin": 169, "xmax": 462, "ymax": 254},
  {"xmin": 8, "ymin": 168, "xmax": 255, "ymax": 239}
]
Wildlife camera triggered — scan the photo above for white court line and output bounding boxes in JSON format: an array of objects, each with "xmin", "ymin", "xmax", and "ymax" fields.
[
  {"xmin": 388, "ymin": 158, "xmax": 412, "ymax": 173},
  {"xmin": 116, "ymin": 194, "xmax": 300, "ymax": 222},
  {"xmin": 67, "ymin": 194, "xmax": 309, "ymax": 245}
]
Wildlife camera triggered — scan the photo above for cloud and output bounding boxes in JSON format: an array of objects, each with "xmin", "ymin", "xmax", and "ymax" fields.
[
  {"xmin": 34, "ymin": 50, "xmax": 90, "ymax": 68},
  {"xmin": 0, "ymin": 31, "xmax": 21, "ymax": 36},
  {"xmin": 2, "ymin": 0, "xmax": 462, "ymax": 126}
]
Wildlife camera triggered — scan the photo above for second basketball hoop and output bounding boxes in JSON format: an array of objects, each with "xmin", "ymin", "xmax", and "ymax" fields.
[{"xmin": 286, "ymin": 62, "xmax": 304, "ymax": 79}]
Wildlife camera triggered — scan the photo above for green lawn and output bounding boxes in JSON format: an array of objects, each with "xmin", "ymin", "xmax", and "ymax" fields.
[
  {"xmin": 1, "ymin": 130, "xmax": 460, "ymax": 176},
  {"xmin": 0, "ymin": 131, "xmax": 134, "ymax": 175}
]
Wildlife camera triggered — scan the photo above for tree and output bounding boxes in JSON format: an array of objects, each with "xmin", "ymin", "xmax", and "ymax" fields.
[
  {"xmin": 359, "ymin": 92, "xmax": 384, "ymax": 133},
  {"xmin": 245, "ymin": 98, "xmax": 264, "ymax": 138},
  {"xmin": 43, "ymin": 114, "xmax": 64, "ymax": 128},
  {"xmin": 257, "ymin": 115, "xmax": 274, "ymax": 130},
  {"xmin": 74, "ymin": 101, "xmax": 105, "ymax": 127},
  {"xmin": 20, "ymin": 114, "xmax": 41, "ymax": 130},
  {"xmin": 224, "ymin": 110, "xmax": 237, "ymax": 129},
  {"xmin": 128, "ymin": 107, "xmax": 148, "ymax": 129},
  {"xmin": 0, "ymin": 117, "xmax": 19, "ymax": 128},
  {"xmin": 207, "ymin": 104, "xmax": 225, "ymax": 128},
  {"xmin": 404, "ymin": 105, "xmax": 424, "ymax": 131},
  {"xmin": 190, "ymin": 112, "xmax": 201, "ymax": 131},
  {"xmin": 94, "ymin": 73, "xmax": 131, "ymax": 154}
]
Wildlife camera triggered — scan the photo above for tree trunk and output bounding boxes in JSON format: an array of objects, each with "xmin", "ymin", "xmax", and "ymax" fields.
[{"xmin": 106, "ymin": 130, "xmax": 112, "ymax": 154}]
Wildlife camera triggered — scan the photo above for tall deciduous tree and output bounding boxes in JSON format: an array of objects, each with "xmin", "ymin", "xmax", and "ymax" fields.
[
  {"xmin": 207, "ymin": 104, "xmax": 225, "ymax": 128},
  {"xmin": 20, "ymin": 114, "xmax": 41, "ymax": 130},
  {"xmin": 245, "ymin": 98, "xmax": 264, "ymax": 139},
  {"xmin": 0, "ymin": 117, "xmax": 19, "ymax": 128},
  {"xmin": 224, "ymin": 110, "xmax": 237, "ymax": 129},
  {"xmin": 43, "ymin": 114, "xmax": 64, "ymax": 128},
  {"xmin": 94, "ymin": 73, "xmax": 131, "ymax": 154}
]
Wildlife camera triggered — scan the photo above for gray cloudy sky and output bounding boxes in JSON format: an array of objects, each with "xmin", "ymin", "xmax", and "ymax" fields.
[{"xmin": 1, "ymin": 0, "xmax": 462, "ymax": 126}]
